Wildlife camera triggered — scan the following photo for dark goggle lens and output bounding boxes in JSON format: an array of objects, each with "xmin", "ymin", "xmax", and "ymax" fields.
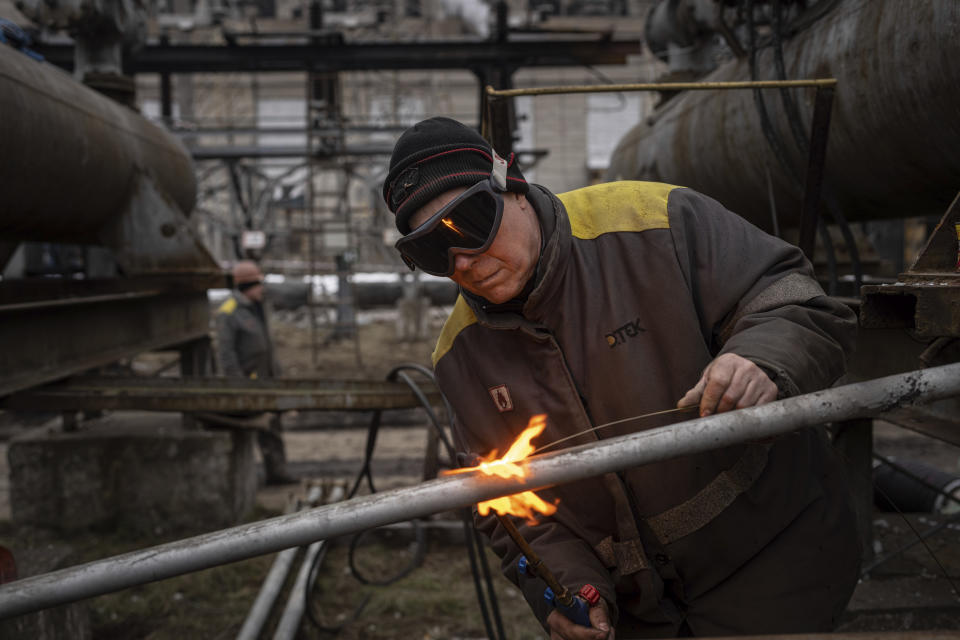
[{"xmin": 397, "ymin": 190, "xmax": 500, "ymax": 275}]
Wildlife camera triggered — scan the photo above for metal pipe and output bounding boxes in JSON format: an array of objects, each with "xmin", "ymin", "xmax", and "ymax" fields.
[
  {"xmin": 1, "ymin": 363, "xmax": 959, "ymax": 619},
  {"xmin": 238, "ymin": 484, "xmax": 335, "ymax": 640},
  {"xmin": 269, "ymin": 484, "xmax": 340, "ymax": 640},
  {"xmin": 485, "ymin": 78, "xmax": 837, "ymax": 98},
  {"xmin": 235, "ymin": 546, "xmax": 300, "ymax": 640},
  {"xmin": 271, "ymin": 540, "xmax": 326, "ymax": 640}
]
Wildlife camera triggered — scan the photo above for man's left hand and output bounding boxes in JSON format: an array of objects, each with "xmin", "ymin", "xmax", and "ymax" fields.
[
  {"xmin": 546, "ymin": 596, "xmax": 614, "ymax": 640},
  {"xmin": 678, "ymin": 353, "xmax": 777, "ymax": 417}
]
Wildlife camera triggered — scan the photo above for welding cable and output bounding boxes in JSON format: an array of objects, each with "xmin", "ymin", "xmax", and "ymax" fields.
[
  {"xmin": 771, "ymin": 0, "xmax": 810, "ymax": 159},
  {"xmin": 771, "ymin": 0, "xmax": 862, "ymax": 290},
  {"xmin": 302, "ymin": 545, "xmax": 373, "ymax": 635},
  {"xmin": 344, "ymin": 368, "xmax": 445, "ymax": 588},
  {"xmin": 394, "ymin": 367, "xmax": 506, "ymax": 640},
  {"xmin": 302, "ymin": 363, "xmax": 505, "ymax": 638},
  {"xmin": 379, "ymin": 364, "xmax": 505, "ymax": 640},
  {"xmin": 347, "ymin": 519, "xmax": 427, "ymax": 586},
  {"xmin": 746, "ymin": 0, "xmax": 793, "ymax": 187},
  {"xmin": 863, "ymin": 469, "xmax": 960, "ymax": 599},
  {"xmin": 302, "ymin": 371, "xmax": 421, "ymax": 631},
  {"xmin": 342, "ymin": 403, "xmax": 427, "ymax": 587},
  {"xmin": 827, "ymin": 428, "xmax": 959, "ymax": 597},
  {"xmin": 746, "ymin": 0, "xmax": 839, "ymax": 293}
]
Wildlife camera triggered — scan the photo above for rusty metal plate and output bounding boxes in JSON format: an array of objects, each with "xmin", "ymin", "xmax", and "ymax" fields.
[
  {"xmin": 861, "ymin": 279, "xmax": 960, "ymax": 338},
  {"xmin": 876, "ymin": 406, "xmax": 960, "ymax": 448},
  {"xmin": 2, "ymin": 376, "xmax": 443, "ymax": 413}
]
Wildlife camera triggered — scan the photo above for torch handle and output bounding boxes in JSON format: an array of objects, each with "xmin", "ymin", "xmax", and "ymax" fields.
[
  {"xmin": 495, "ymin": 514, "xmax": 572, "ymax": 605},
  {"xmin": 546, "ymin": 589, "xmax": 593, "ymax": 628}
]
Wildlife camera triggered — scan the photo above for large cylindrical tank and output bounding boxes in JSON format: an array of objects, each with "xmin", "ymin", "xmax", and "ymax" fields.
[
  {"xmin": 607, "ymin": 0, "xmax": 960, "ymax": 231},
  {"xmin": 0, "ymin": 44, "xmax": 196, "ymax": 244}
]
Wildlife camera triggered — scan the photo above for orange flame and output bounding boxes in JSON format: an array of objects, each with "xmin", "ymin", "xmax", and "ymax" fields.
[{"xmin": 444, "ymin": 414, "xmax": 558, "ymax": 524}]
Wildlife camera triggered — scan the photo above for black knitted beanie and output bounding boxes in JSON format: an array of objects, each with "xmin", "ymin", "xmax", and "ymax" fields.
[{"xmin": 382, "ymin": 117, "xmax": 528, "ymax": 234}]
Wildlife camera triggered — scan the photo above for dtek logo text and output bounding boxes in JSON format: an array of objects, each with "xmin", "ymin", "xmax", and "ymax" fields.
[{"xmin": 606, "ymin": 317, "xmax": 645, "ymax": 348}]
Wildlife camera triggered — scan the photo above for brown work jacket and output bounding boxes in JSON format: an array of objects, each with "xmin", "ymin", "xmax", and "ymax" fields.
[{"xmin": 432, "ymin": 182, "xmax": 861, "ymax": 637}]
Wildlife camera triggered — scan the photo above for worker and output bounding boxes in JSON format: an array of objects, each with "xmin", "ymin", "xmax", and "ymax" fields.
[
  {"xmin": 382, "ymin": 117, "xmax": 861, "ymax": 638},
  {"xmin": 214, "ymin": 260, "xmax": 296, "ymax": 486}
]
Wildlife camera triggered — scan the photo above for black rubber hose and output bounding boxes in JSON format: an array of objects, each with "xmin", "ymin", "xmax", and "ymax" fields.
[
  {"xmin": 348, "ymin": 518, "xmax": 426, "ymax": 586},
  {"xmin": 304, "ymin": 363, "xmax": 505, "ymax": 638},
  {"xmin": 461, "ymin": 507, "xmax": 500, "ymax": 639},
  {"xmin": 772, "ymin": 0, "xmax": 809, "ymax": 156},
  {"xmin": 303, "ymin": 545, "xmax": 372, "ymax": 634},
  {"xmin": 817, "ymin": 219, "xmax": 838, "ymax": 296},
  {"xmin": 772, "ymin": 0, "xmax": 861, "ymax": 291},
  {"xmin": 474, "ymin": 523, "xmax": 507, "ymax": 640},
  {"xmin": 748, "ymin": 0, "xmax": 839, "ymax": 292},
  {"xmin": 388, "ymin": 365, "xmax": 506, "ymax": 639},
  {"xmin": 747, "ymin": 0, "xmax": 794, "ymax": 185}
]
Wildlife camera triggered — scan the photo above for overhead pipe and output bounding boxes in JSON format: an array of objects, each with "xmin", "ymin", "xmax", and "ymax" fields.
[{"xmin": 1, "ymin": 363, "xmax": 959, "ymax": 619}]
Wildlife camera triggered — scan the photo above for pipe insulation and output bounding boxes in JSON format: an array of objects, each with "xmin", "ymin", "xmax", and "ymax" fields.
[
  {"xmin": 0, "ymin": 45, "xmax": 196, "ymax": 244},
  {"xmin": 1, "ymin": 362, "xmax": 959, "ymax": 619},
  {"xmin": 606, "ymin": 0, "xmax": 960, "ymax": 230}
]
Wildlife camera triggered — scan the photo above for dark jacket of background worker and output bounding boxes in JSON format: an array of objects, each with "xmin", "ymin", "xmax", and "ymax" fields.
[
  {"xmin": 382, "ymin": 117, "xmax": 861, "ymax": 639},
  {"xmin": 215, "ymin": 260, "xmax": 295, "ymax": 485}
]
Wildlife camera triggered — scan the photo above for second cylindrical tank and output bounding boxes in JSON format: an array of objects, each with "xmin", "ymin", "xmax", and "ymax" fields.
[{"xmin": 607, "ymin": 0, "xmax": 960, "ymax": 230}]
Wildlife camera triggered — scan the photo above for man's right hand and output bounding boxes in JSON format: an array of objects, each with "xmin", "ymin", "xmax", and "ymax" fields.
[{"xmin": 546, "ymin": 597, "xmax": 615, "ymax": 640}]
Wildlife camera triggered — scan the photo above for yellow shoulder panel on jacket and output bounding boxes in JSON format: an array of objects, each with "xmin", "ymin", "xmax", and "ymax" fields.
[
  {"xmin": 558, "ymin": 181, "xmax": 677, "ymax": 239},
  {"xmin": 432, "ymin": 295, "xmax": 478, "ymax": 367},
  {"xmin": 218, "ymin": 296, "xmax": 237, "ymax": 314}
]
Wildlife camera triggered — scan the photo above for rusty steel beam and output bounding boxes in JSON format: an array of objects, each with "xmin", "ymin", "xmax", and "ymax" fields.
[
  {"xmin": 0, "ymin": 294, "xmax": 211, "ymax": 398},
  {"xmin": 36, "ymin": 36, "xmax": 643, "ymax": 74},
  {"xmin": 1, "ymin": 376, "xmax": 442, "ymax": 412},
  {"xmin": 861, "ymin": 191, "xmax": 960, "ymax": 338},
  {"xmin": 0, "ymin": 276, "xmax": 222, "ymax": 397},
  {"xmin": 876, "ymin": 406, "xmax": 960, "ymax": 449}
]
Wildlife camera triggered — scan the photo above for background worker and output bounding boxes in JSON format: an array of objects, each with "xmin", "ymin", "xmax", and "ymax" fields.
[
  {"xmin": 214, "ymin": 260, "xmax": 296, "ymax": 486},
  {"xmin": 382, "ymin": 117, "xmax": 861, "ymax": 639}
]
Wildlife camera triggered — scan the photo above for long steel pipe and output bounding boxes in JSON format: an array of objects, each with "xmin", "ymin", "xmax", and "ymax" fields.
[
  {"xmin": 235, "ymin": 546, "xmax": 299, "ymax": 640},
  {"xmin": 271, "ymin": 540, "xmax": 326, "ymax": 640},
  {"xmin": 1, "ymin": 363, "xmax": 959, "ymax": 619},
  {"xmin": 606, "ymin": 0, "xmax": 960, "ymax": 230}
]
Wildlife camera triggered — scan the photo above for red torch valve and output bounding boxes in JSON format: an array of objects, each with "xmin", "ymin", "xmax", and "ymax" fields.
[{"xmin": 578, "ymin": 584, "xmax": 600, "ymax": 606}]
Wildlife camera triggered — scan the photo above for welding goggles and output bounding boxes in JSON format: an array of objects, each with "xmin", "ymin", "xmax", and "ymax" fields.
[{"xmin": 394, "ymin": 178, "xmax": 505, "ymax": 277}]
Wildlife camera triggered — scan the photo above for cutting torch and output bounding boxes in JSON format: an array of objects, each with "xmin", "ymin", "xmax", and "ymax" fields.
[{"xmin": 495, "ymin": 512, "xmax": 600, "ymax": 627}]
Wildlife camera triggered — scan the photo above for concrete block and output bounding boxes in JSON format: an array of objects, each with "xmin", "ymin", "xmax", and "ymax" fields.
[
  {"xmin": 8, "ymin": 412, "xmax": 257, "ymax": 536},
  {"xmin": 0, "ymin": 543, "xmax": 91, "ymax": 640}
]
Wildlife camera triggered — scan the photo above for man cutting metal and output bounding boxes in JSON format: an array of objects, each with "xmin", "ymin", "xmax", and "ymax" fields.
[{"xmin": 382, "ymin": 117, "xmax": 860, "ymax": 639}]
